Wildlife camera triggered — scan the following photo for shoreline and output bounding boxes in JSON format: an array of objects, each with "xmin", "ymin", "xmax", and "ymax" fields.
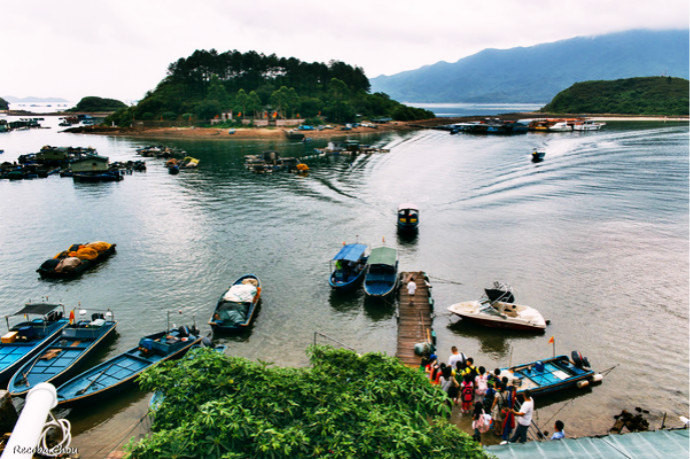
[{"xmin": 58, "ymin": 114, "xmax": 688, "ymax": 141}]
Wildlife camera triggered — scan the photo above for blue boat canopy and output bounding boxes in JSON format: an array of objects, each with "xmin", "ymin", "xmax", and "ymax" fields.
[
  {"xmin": 332, "ymin": 244, "xmax": 367, "ymax": 263},
  {"xmin": 367, "ymin": 247, "xmax": 397, "ymax": 266}
]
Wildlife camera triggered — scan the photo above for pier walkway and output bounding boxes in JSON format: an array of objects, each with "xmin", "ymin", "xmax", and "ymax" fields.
[{"xmin": 396, "ymin": 271, "xmax": 434, "ymax": 367}]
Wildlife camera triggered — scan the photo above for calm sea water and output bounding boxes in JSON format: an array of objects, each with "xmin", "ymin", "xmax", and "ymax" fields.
[{"xmin": 0, "ymin": 117, "xmax": 687, "ymax": 453}]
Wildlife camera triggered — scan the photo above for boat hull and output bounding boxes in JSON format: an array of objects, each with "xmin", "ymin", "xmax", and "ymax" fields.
[
  {"xmin": 329, "ymin": 269, "xmax": 366, "ymax": 291},
  {"xmin": 448, "ymin": 300, "xmax": 546, "ymax": 331},
  {"xmin": 500, "ymin": 354, "xmax": 599, "ymax": 397},
  {"xmin": 209, "ymin": 274, "xmax": 261, "ymax": 333}
]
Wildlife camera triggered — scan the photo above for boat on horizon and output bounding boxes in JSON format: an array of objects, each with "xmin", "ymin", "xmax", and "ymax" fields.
[
  {"xmin": 7, "ymin": 308, "xmax": 117, "ymax": 397},
  {"xmin": 329, "ymin": 243, "xmax": 368, "ymax": 291},
  {"xmin": 363, "ymin": 247, "xmax": 399, "ymax": 297},
  {"xmin": 447, "ymin": 282, "xmax": 547, "ymax": 331}
]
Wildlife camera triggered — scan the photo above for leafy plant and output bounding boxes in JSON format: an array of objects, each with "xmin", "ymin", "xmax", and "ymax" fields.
[{"xmin": 129, "ymin": 346, "xmax": 488, "ymax": 458}]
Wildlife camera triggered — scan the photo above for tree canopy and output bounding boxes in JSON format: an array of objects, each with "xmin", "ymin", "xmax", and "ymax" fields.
[
  {"xmin": 130, "ymin": 346, "xmax": 487, "ymax": 458},
  {"xmin": 0, "ymin": 97, "xmax": 8, "ymax": 110},
  {"xmin": 541, "ymin": 76, "xmax": 689, "ymax": 115},
  {"xmin": 106, "ymin": 49, "xmax": 432, "ymax": 126},
  {"xmin": 67, "ymin": 96, "xmax": 127, "ymax": 112}
]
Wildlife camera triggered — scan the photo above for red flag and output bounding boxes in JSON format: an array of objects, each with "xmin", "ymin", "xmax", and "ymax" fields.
[
  {"xmin": 69, "ymin": 310, "xmax": 75, "ymax": 325},
  {"xmin": 548, "ymin": 336, "xmax": 554, "ymax": 344}
]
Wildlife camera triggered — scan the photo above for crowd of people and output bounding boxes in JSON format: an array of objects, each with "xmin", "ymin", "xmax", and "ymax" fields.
[{"xmin": 421, "ymin": 346, "xmax": 566, "ymax": 445}]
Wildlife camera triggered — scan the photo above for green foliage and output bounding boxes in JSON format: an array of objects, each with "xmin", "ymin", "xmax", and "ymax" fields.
[
  {"xmin": 0, "ymin": 97, "xmax": 8, "ymax": 110},
  {"xmin": 129, "ymin": 346, "xmax": 487, "ymax": 458},
  {"xmin": 104, "ymin": 107, "xmax": 135, "ymax": 127},
  {"xmin": 126, "ymin": 49, "xmax": 432, "ymax": 123},
  {"xmin": 67, "ymin": 96, "xmax": 127, "ymax": 112},
  {"xmin": 541, "ymin": 76, "xmax": 689, "ymax": 115}
]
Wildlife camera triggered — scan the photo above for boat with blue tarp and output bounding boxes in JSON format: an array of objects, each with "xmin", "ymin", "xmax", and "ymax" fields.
[
  {"xmin": 329, "ymin": 243, "xmax": 368, "ymax": 291},
  {"xmin": 397, "ymin": 203, "xmax": 419, "ymax": 233},
  {"xmin": 363, "ymin": 247, "xmax": 399, "ymax": 297},
  {"xmin": 56, "ymin": 320, "xmax": 201, "ymax": 406},
  {"xmin": 500, "ymin": 351, "xmax": 602, "ymax": 397},
  {"xmin": 209, "ymin": 274, "xmax": 262, "ymax": 333},
  {"xmin": 7, "ymin": 308, "xmax": 117, "ymax": 397},
  {"xmin": 0, "ymin": 303, "xmax": 69, "ymax": 384}
]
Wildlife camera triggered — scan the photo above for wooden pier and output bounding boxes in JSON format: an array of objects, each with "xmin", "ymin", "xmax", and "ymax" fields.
[{"xmin": 396, "ymin": 271, "xmax": 434, "ymax": 367}]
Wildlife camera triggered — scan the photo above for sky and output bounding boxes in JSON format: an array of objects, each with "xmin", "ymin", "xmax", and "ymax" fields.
[{"xmin": 3, "ymin": 0, "xmax": 688, "ymax": 103}]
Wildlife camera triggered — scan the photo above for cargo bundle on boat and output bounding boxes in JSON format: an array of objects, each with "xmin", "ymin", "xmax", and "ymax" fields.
[{"xmin": 37, "ymin": 241, "xmax": 117, "ymax": 279}]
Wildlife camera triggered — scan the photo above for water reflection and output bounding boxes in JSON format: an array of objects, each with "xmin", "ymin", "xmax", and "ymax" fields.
[
  {"xmin": 363, "ymin": 295, "xmax": 396, "ymax": 321},
  {"xmin": 447, "ymin": 319, "xmax": 545, "ymax": 360}
]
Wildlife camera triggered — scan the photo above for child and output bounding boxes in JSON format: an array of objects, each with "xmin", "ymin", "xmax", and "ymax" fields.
[
  {"xmin": 551, "ymin": 420, "xmax": 565, "ymax": 440},
  {"xmin": 460, "ymin": 374, "xmax": 475, "ymax": 413},
  {"xmin": 475, "ymin": 366, "xmax": 488, "ymax": 398},
  {"xmin": 472, "ymin": 402, "xmax": 490, "ymax": 443}
]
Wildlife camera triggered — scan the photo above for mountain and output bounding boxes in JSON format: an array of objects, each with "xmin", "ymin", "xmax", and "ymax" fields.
[
  {"xmin": 3, "ymin": 95, "xmax": 69, "ymax": 103},
  {"xmin": 370, "ymin": 29, "xmax": 689, "ymax": 103}
]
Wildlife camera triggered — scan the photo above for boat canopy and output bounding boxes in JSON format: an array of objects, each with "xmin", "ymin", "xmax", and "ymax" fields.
[
  {"xmin": 367, "ymin": 247, "xmax": 397, "ymax": 266},
  {"xmin": 332, "ymin": 244, "xmax": 367, "ymax": 263},
  {"xmin": 398, "ymin": 203, "xmax": 418, "ymax": 212},
  {"xmin": 10, "ymin": 303, "xmax": 62, "ymax": 317}
]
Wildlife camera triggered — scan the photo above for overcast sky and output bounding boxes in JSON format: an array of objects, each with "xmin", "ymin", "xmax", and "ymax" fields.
[{"xmin": 3, "ymin": 0, "xmax": 688, "ymax": 102}]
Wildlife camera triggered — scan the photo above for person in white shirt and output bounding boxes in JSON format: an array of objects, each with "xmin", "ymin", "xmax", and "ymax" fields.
[
  {"xmin": 448, "ymin": 346, "xmax": 466, "ymax": 368},
  {"xmin": 508, "ymin": 389, "xmax": 533, "ymax": 443},
  {"xmin": 406, "ymin": 277, "xmax": 416, "ymax": 304}
]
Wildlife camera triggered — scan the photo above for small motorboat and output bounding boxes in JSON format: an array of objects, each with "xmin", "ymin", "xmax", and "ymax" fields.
[
  {"xmin": 209, "ymin": 274, "xmax": 261, "ymax": 332},
  {"xmin": 56, "ymin": 319, "xmax": 201, "ymax": 406},
  {"xmin": 329, "ymin": 243, "xmax": 368, "ymax": 291},
  {"xmin": 499, "ymin": 351, "xmax": 603, "ymax": 397},
  {"xmin": 397, "ymin": 203, "xmax": 419, "ymax": 233},
  {"xmin": 447, "ymin": 282, "xmax": 546, "ymax": 331},
  {"xmin": 166, "ymin": 158, "xmax": 180, "ymax": 174},
  {"xmin": 363, "ymin": 247, "xmax": 399, "ymax": 297},
  {"xmin": 532, "ymin": 150, "xmax": 546, "ymax": 163},
  {"xmin": 8, "ymin": 309, "xmax": 117, "ymax": 396},
  {"xmin": 573, "ymin": 120, "xmax": 605, "ymax": 131},
  {"xmin": 0, "ymin": 303, "xmax": 69, "ymax": 384}
]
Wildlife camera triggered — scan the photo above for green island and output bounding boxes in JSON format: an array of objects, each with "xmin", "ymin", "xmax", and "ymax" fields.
[
  {"xmin": 0, "ymin": 97, "xmax": 8, "ymax": 110},
  {"xmin": 106, "ymin": 49, "xmax": 433, "ymax": 127},
  {"xmin": 130, "ymin": 346, "xmax": 488, "ymax": 458},
  {"xmin": 67, "ymin": 96, "xmax": 127, "ymax": 112},
  {"xmin": 541, "ymin": 76, "xmax": 689, "ymax": 115}
]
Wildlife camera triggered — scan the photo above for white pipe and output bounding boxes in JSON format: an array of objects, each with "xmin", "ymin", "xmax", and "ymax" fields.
[{"xmin": 2, "ymin": 383, "xmax": 57, "ymax": 459}]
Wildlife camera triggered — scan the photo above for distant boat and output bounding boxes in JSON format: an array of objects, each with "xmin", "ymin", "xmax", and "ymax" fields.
[
  {"xmin": 209, "ymin": 274, "xmax": 262, "ymax": 332},
  {"xmin": 56, "ymin": 323, "xmax": 201, "ymax": 406},
  {"xmin": 573, "ymin": 120, "xmax": 605, "ymax": 131},
  {"xmin": 397, "ymin": 203, "xmax": 419, "ymax": 232},
  {"xmin": 499, "ymin": 352, "xmax": 603, "ymax": 397},
  {"xmin": 7, "ymin": 309, "xmax": 117, "ymax": 397},
  {"xmin": 548, "ymin": 121, "xmax": 572, "ymax": 132},
  {"xmin": 0, "ymin": 303, "xmax": 69, "ymax": 384},
  {"xmin": 37, "ymin": 242, "xmax": 117, "ymax": 279},
  {"xmin": 363, "ymin": 247, "xmax": 399, "ymax": 297},
  {"xmin": 284, "ymin": 130, "xmax": 304, "ymax": 140},
  {"xmin": 329, "ymin": 243, "xmax": 368, "ymax": 291},
  {"xmin": 532, "ymin": 150, "xmax": 546, "ymax": 163}
]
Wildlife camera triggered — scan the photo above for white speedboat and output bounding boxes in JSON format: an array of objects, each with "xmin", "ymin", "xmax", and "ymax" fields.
[
  {"xmin": 573, "ymin": 120, "xmax": 605, "ymax": 131},
  {"xmin": 447, "ymin": 283, "xmax": 547, "ymax": 331},
  {"xmin": 548, "ymin": 121, "xmax": 572, "ymax": 132}
]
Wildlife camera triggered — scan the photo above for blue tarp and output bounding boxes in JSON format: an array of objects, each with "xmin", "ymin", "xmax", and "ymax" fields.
[{"xmin": 332, "ymin": 244, "xmax": 367, "ymax": 263}]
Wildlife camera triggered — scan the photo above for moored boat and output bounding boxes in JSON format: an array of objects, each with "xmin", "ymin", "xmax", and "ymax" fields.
[
  {"xmin": 363, "ymin": 247, "xmax": 399, "ymax": 297},
  {"xmin": 56, "ymin": 322, "xmax": 201, "ymax": 406},
  {"xmin": 397, "ymin": 203, "xmax": 419, "ymax": 232},
  {"xmin": 37, "ymin": 241, "xmax": 116, "ymax": 279},
  {"xmin": 573, "ymin": 120, "xmax": 606, "ymax": 131},
  {"xmin": 209, "ymin": 274, "xmax": 262, "ymax": 332},
  {"xmin": 329, "ymin": 243, "xmax": 368, "ymax": 291},
  {"xmin": 499, "ymin": 351, "xmax": 603, "ymax": 397},
  {"xmin": 447, "ymin": 282, "xmax": 546, "ymax": 331},
  {"xmin": 0, "ymin": 303, "xmax": 69, "ymax": 384},
  {"xmin": 7, "ymin": 309, "xmax": 117, "ymax": 396}
]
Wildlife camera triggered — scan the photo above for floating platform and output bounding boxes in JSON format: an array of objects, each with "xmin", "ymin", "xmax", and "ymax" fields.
[{"xmin": 396, "ymin": 271, "xmax": 434, "ymax": 367}]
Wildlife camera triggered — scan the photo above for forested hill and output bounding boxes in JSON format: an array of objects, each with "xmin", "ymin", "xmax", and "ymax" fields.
[
  {"xmin": 0, "ymin": 97, "xmax": 8, "ymax": 110},
  {"xmin": 370, "ymin": 29, "xmax": 689, "ymax": 103},
  {"xmin": 541, "ymin": 77, "xmax": 689, "ymax": 115},
  {"xmin": 107, "ymin": 49, "xmax": 431, "ymax": 126}
]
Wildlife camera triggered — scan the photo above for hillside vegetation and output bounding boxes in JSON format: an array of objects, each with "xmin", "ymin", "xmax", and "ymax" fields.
[
  {"xmin": 107, "ymin": 49, "xmax": 431, "ymax": 126},
  {"xmin": 0, "ymin": 97, "xmax": 8, "ymax": 110},
  {"xmin": 541, "ymin": 77, "xmax": 689, "ymax": 115},
  {"xmin": 67, "ymin": 96, "xmax": 127, "ymax": 112},
  {"xmin": 370, "ymin": 29, "xmax": 689, "ymax": 103}
]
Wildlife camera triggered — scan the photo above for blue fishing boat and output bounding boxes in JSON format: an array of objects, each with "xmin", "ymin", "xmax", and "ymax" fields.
[
  {"xmin": 0, "ymin": 304, "xmax": 69, "ymax": 384},
  {"xmin": 56, "ymin": 322, "xmax": 201, "ymax": 406},
  {"xmin": 7, "ymin": 309, "xmax": 117, "ymax": 397},
  {"xmin": 397, "ymin": 203, "xmax": 419, "ymax": 233},
  {"xmin": 500, "ymin": 351, "xmax": 603, "ymax": 397},
  {"xmin": 329, "ymin": 243, "xmax": 368, "ymax": 291},
  {"xmin": 363, "ymin": 247, "xmax": 399, "ymax": 297},
  {"xmin": 209, "ymin": 274, "xmax": 261, "ymax": 333}
]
